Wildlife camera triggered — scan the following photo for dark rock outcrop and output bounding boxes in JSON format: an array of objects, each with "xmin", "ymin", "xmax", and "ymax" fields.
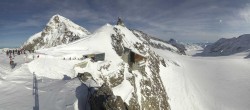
[
  {"xmin": 117, "ymin": 17, "xmax": 125, "ymax": 27},
  {"xmin": 89, "ymin": 83, "xmax": 129, "ymax": 110},
  {"xmin": 78, "ymin": 72, "xmax": 93, "ymax": 82},
  {"xmin": 168, "ymin": 38, "xmax": 186, "ymax": 55}
]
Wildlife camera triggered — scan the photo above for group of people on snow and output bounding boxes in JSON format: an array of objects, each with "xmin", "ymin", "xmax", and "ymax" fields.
[
  {"xmin": 63, "ymin": 57, "xmax": 84, "ymax": 61},
  {"xmin": 5, "ymin": 49, "xmax": 36, "ymax": 68},
  {"xmin": 6, "ymin": 49, "xmax": 35, "ymax": 56}
]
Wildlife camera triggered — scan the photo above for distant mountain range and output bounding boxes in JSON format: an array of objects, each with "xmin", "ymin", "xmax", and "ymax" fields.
[{"xmin": 199, "ymin": 34, "xmax": 250, "ymax": 57}]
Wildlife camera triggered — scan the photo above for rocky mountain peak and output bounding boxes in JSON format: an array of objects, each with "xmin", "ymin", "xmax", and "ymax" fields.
[
  {"xmin": 44, "ymin": 14, "xmax": 90, "ymax": 35},
  {"xmin": 22, "ymin": 15, "xmax": 90, "ymax": 50},
  {"xmin": 50, "ymin": 14, "xmax": 64, "ymax": 23},
  {"xmin": 117, "ymin": 17, "xmax": 125, "ymax": 27},
  {"xmin": 53, "ymin": 14, "xmax": 64, "ymax": 22}
]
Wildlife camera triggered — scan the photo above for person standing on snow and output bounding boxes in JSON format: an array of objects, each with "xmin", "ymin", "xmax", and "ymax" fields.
[{"xmin": 9, "ymin": 55, "xmax": 14, "ymax": 65}]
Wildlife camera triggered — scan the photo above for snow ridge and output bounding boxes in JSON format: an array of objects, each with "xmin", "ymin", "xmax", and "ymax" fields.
[{"xmin": 131, "ymin": 29, "xmax": 185, "ymax": 55}]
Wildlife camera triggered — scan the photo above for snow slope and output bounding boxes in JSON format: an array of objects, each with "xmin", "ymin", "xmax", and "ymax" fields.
[
  {"xmin": 0, "ymin": 53, "xmax": 91, "ymax": 110},
  {"xmin": 155, "ymin": 48, "xmax": 250, "ymax": 110}
]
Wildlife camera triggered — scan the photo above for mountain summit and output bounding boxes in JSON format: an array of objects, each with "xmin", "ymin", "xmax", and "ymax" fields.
[
  {"xmin": 22, "ymin": 14, "xmax": 90, "ymax": 50},
  {"xmin": 117, "ymin": 17, "xmax": 125, "ymax": 27}
]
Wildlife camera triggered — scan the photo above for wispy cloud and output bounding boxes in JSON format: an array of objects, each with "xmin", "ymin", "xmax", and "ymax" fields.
[
  {"xmin": 1, "ymin": 0, "xmax": 250, "ymax": 47},
  {"xmin": 239, "ymin": 4, "xmax": 250, "ymax": 23}
]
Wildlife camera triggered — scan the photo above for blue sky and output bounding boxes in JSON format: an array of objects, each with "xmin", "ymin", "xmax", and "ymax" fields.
[{"xmin": 1, "ymin": 0, "xmax": 250, "ymax": 47}]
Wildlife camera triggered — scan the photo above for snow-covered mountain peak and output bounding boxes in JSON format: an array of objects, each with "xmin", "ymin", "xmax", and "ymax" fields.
[
  {"xmin": 22, "ymin": 15, "xmax": 90, "ymax": 50},
  {"xmin": 48, "ymin": 14, "xmax": 67, "ymax": 23},
  {"xmin": 116, "ymin": 17, "xmax": 125, "ymax": 27},
  {"xmin": 44, "ymin": 14, "xmax": 90, "ymax": 38},
  {"xmin": 47, "ymin": 14, "xmax": 78, "ymax": 26},
  {"xmin": 49, "ymin": 14, "xmax": 67, "ymax": 22},
  {"xmin": 46, "ymin": 14, "xmax": 89, "ymax": 32}
]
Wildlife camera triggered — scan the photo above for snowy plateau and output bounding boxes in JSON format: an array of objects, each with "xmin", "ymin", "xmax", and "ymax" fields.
[{"xmin": 0, "ymin": 15, "xmax": 250, "ymax": 110}]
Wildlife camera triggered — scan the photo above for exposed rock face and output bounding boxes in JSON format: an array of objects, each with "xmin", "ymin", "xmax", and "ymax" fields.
[
  {"xmin": 77, "ymin": 72, "xmax": 93, "ymax": 82},
  {"xmin": 117, "ymin": 17, "xmax": 125, "ymax": 27},
  {"xmin": 141, "ymin": 51, "xmax": 170, "ymax": 110},
  {"xmin": 168, "ymin": 38, "xmax": 186, "ymax": 55},
  {"xmin": 111, "ymin": 27, "xmax": 125, "ymax": 56},
  {"xmin": 22, "ymin": 14, "xmax": 90, "ymax": 50},
  {"xmin": 110, "ymin": 26, "xmax": 170, "ymax": 110},
  {"xmin": 108, "ymin": 67, "xmax": 124, "ymax": 88},
  {"xmin": 89, "ymin": 83, "xmax": 129, "ymax": 110},
  {"xmin": 201, "ymin": 34, "xmax": 250, "ymax": 56}
]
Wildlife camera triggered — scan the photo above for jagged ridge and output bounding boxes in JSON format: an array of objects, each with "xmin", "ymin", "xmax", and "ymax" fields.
[{"xmin": 131, "ymin": 29, "xmax": 186, "ymax": 55}]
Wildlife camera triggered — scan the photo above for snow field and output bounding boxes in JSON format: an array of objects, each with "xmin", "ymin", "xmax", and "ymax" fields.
[{"xmin": 155, "ymin": 48, "xmax": 250, "ymax": 110}]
